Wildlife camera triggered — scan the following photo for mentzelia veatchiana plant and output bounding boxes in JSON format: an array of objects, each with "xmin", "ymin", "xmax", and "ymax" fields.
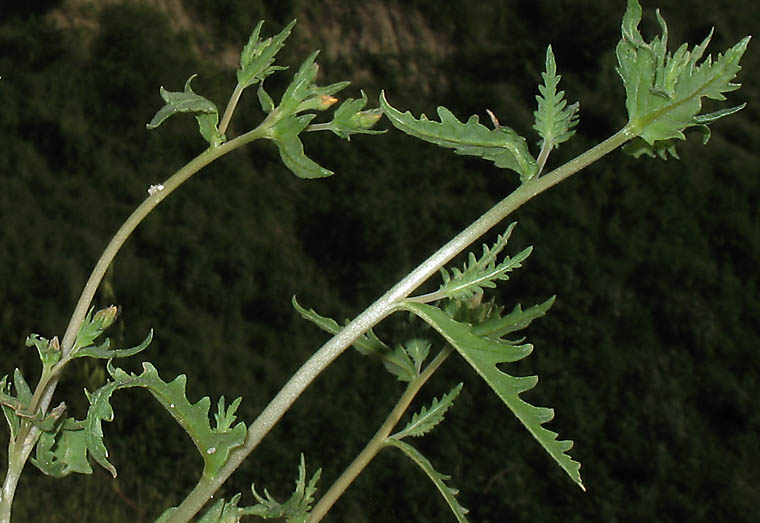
[{"xmin": 0, "ymin": 1, "xmax": 750, "ymax": 521}]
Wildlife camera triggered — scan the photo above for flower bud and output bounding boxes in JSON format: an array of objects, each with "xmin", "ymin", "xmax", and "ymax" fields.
[
  {"xmin": 93, "ymin": 305, "xmax": 119, "ymax": 330},
  {"xmin": 352, "ymin": 108, "xmax": 384, "ymax": 130},
  {"xmin": 297, "ymin": 94, "xmax": 339, "ymax": 113}
]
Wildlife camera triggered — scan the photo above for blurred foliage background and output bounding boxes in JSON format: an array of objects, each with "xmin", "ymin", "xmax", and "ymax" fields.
[{"xmin": 1, "ymin": 1, "xmax": 758, "ymax": 521}]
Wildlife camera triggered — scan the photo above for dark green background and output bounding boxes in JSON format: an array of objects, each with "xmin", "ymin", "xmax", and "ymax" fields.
[{"xmin": 1, "ymin": 1, "xmax": 758, "ymax": 521}]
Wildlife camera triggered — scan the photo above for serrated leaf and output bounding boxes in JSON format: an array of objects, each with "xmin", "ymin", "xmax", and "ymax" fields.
[
  {"xmin": 401, "ymin": 302, "xmax": 584, "ymax": 490},
  {"xmin": 237, "ymin": 20, "xmax": 295, "ymax": 89},
  {"xmin": 472, "ymin": 296, "xmax": 556, "ymax": 339},
  {"xmin": 248, "ymin": 454, "xmax": 322, "ymax": 522},
  {"xmin": 433, "ymin": 222, "xmax": 532, "ymax": 301},
  {"xmin": 292, "ymin": 297, "xmax": 416, "ymax": 381},
  {"xmin": 404, "ymin": 338, "xmax": 431, "ymax": 374},
  {"xmin": 72, "ymin": 306, "xmax": 118, "ymax": 353},
  {"xmin": 379, "ymin": 91, "xmax": 537, "ymax": 182},
  {"xmin": 146, "ymin": 75, "xmax": 225, "ymax": 147},
  {"xmin": 213, "ymin": 396, "xmax": 243, "ymax": 433},
  {"xmin": 616, "ymin": 0, "xmax": 750, "ymax": 159},
  {"xmin": 67, "ymin": 361, "xmax": 246, "ymax": 479},
  {"xmin": 385, "ymin": 438, "xmax": 469, "ymax": 522},
  {"xmin": 393, "ymin": 383, "xmax": 463, "ymax": 439},
  {"xmin": 268, "ymin": 114, "xmax": 333, "ymax": 178},
  {"xmin": 533, "ymin": 45, "xmax": 579, "ymax": 173},
  {"xmin": 383, "ymin": 344, "xmax": 417, "ymax": 382}
]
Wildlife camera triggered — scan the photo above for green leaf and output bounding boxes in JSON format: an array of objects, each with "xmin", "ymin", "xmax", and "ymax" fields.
[
  {"xmin": 379, "ymin": 91, "xmax": 537, "ymax": 182},
  {"xmin": 31, "ymin": 419, "xmax": 93, "ymax": 477},
  {"xmin": 1, "ymin": 373, "xmax": 28, "ymax": 440},
  {"xmin": 71, "ymin": 306, "xmax": 118, "ymax": 353},
  {"xmin": 268, "ymin": 114, "xmax": 334, "ymax": 179},
  {"xmin": 146, "ymin": 75, "xmax": 225, "ymax": 147},
  {"xmin": 533, "ymin": 45, "xmax": 579, "ymax": 173},
  {"xmin": 471, "ymin": 296, "xmax": 556, "ymax": 339},
  {"xmin": 392, "ymin": 383, "xmax": 463, "ymax": 439},
  {"xmin": 383, "ymin": 344, "xmax": 417, "ymax": 382},
  {"xmin": 278, "ymin": 51, "xmax": 350, "ymax": 116},
  {"xmin": 616, "ymin": 0, "xmax": 750, "ymax": 159},
  {"xmin": 237, "ymin": 20, "xmax": 295, "ymax": 89},
  {"xmin": 400, "ymin": 301, "xmax": 584, "ymax": 490},
  {"xmin": 213, "ymin": 396, "xmax": 243, "ymax": 433},
  {"xmin": 322, "ymin": 90, "xmax": 385, "ymax": 140},
  {"xmin": 404, "ymin": 338, "xmax": 431, "ymax": 374},
  {"xmin": 385, "ymin": 438, "xmax": 469, "ymax": 522},
  {"xmin": 73, "ymin": 329, "xmax": 153, "ymax": 360},
  {"xmin": 258, "ymin": 83, "xmax": 276, "ymax": 113},
  {"xmin": 25, "ymin": 334, "xmax": 61, "ymax": 370},
  {"xmin": 292, "ymin": 296, "xmax": 416, "ymax": 381},
  {"xmin": 432, "ymin": 222, "xmax": 532, "ymax": 301},
  {"xmin": 57, "ymin": 361, "xmax": 246, "ymax": 479},
  {"xmin": 248, "ymin": 454, "xmax": 322, "ymax": 522}
]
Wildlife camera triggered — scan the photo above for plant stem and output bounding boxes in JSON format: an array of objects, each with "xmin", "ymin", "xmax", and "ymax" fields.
[
  {"xmin": 309, "ymin": 345, "xmax": 453, "ymax": 522},
  {"xmin": 0, "ymin": 120, "xmax": 274, "ymax": 523},
  {"xmin": 219, "ymin": 83, "xmax": 246, "ymax": 136},
  {"xmin": 165, "ymin": 125, "xmax": 634, "ymax": 522}
]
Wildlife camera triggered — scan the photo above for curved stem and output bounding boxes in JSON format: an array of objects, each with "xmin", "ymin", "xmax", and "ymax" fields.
[
  {"xmin": 1, "ymin": 121, "xmax": 274, "ymax": 523},
  {"xmin": 309, "ymin": 345, "xmax": 453, "ymax": 523},
  {"xmin": 165, "ymin": 125, "xmax": 634, "ymax": 522}
]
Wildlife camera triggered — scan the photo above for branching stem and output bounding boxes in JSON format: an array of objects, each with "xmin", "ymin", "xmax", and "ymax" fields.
[
  {"xmin": 165, "ymin": 124, "xmax": 634, "ymax": 522},
  {"xmin": 308, "ymin": 345, "xmax": 454, "ymax": 522},
  {"xmin": 0, "ymin": 107, "xmax": 280, "ymax": 523}
]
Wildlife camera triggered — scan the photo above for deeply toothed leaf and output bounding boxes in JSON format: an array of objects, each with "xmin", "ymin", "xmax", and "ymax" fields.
[
  {"xmin": 385, "ymin": 439, "xmax": 469, "ymax": 522},
  {"xmin": 393, "ymin": 383, "xmax": 463, "ymax": 439},
  {"xmin": 380, "ymin": 92, "xmax": 537, "ymax": 182},
  {"xmin": 616, "ymin": 0, "xmax": 750, "ymax": 159},
  {"xmin": 237, "ymin": 20, "xmax": 295, "ymax": 88},
  {"xmin": 401, "ymin": 302, "xmax": 584, "ymax": 490}
]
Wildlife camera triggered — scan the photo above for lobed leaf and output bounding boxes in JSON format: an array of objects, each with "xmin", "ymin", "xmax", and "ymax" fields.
[
  {"xmin": 433, "ymin": 222, "xmax": 532, "ymax": 301},
  {"xmin": 146, "ymin": 75, "xmax": 225, "ymax": 147},
  {"xmin": 471, "ymin": 296, "xmax": 556, "ymax": 339},
  {"xmin": 247, "ymin": 454, "xmax": 322, "ymax": 522},
  {"xmin": 401, "ymin": 301, "xmax": 584, "ymax": 490},
  {"xmin": 392, "ymin": 383, "xmax": 463, "ymax": 439},
  {"xmin": 31, "ymin": 418, "xmax": 92, "ymax": 477},
  {"xmin": 385, "ymin": 438, "xmax": 469, "ymax": 522},
  {"xmin": 404, "ymin": 338, "xmax": 431, "ymax": 374},
  {"xmin": 25, "ymin": 333, "xmax": 61, "ymax": 370},
  {"xmin": 379, "ymin": 91, "xmax": 537, "ymax": 182},
  {"xmin": 39, "ymin": 361, "xmax": 246, "ymax": 479},
  {"xmin": 237, "ymin": 20, "xmax": 295, "ymax": 89},
  {"xmin": 616, "ymin": 0, "xmax": 750, "ymax": 159},
  {"xmin": 268, "ymin": 114, "xmax": 333, "ymax": 179},
  {"xmin": 533, "ymin": 45, "xmax": 579, "ymax": 173}
]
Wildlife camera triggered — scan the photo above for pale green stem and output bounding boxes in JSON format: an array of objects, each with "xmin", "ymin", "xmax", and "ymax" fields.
[
  {"xmin": 218, "ymin": 83, "xmax": 246, "ymax": 136},
  {"xmin": 535, "ymin": 140, "xmax": 552, "ymax": 177},
  {"xmin": 309, "ymin": 345, "xmax": 453, "ymax": 523},
  {"xmin": 165, "ymin": 125, "xmax": 635, "ymax": 522},
  {"xmin": 0, "ymin": 117, "xmax": 276, "ymax": 523}
]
